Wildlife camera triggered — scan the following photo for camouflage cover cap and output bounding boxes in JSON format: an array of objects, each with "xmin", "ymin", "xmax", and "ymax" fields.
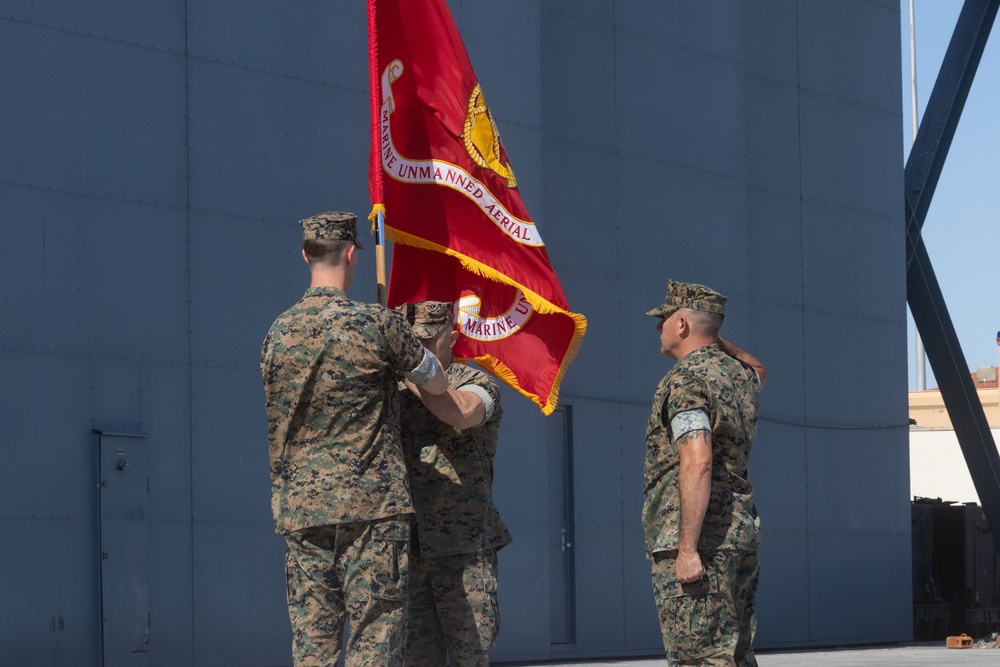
[
  {"xmin": 300, "ymin": 211, "xmax": 364, "ymax": 249},
  {"xmin": 400, "ymin": 301, "xmax": 454, "ymax": 339},
  {"xmin": 647, "ymin": 279, "xmax": 726, "ymax": 318}
]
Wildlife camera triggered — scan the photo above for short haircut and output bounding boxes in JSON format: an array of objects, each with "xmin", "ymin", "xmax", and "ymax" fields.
[
  {"xmin": 683, "ymin": 308, "xmax": 724, "ymax": 336},
  {"xmin": 303, "ymin": 238, "xmax": 351, "ymax": 266}
]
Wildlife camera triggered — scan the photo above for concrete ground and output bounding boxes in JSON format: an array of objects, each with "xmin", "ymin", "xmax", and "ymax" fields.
[{"xmin": 508, "ymin": 642, "xmax": 1000, "ymax": 666}]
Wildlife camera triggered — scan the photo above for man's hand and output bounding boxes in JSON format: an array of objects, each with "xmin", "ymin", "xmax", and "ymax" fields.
[
  {"xmin": 675, "ymin": 549, "xmax": 705, "ymax": 584},
  {"xmin": 717, "ymin": 336, "xmax": 767, "ymax": 387}
]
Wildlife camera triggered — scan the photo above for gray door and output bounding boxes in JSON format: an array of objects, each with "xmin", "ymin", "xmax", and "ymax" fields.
[
  {"xmin": 97, "ymin": 432, "xmax": 150, "ymax": 667},
  {"xmin": 548, "ymin": 406, "xmax": 576, "ymax": 645}
]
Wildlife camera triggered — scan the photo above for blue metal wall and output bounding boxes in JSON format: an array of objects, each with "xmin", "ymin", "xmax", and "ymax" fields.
[{"xmin": 0, "ymin": 1, "xmax": 909, "ymax": 665}]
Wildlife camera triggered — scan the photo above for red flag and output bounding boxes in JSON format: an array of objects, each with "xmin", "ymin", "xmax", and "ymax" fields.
[{"xmin": 367, "ymin": 0, "xmax": 586, "ymax": 415}]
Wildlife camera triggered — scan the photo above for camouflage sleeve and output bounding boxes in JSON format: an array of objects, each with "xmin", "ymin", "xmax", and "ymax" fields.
[
  {"xmin": 664, "ymin": 371, "xmax": 711, "ymax": 426},
  {"xmin": 455, "ymin": 367, "xmax": 501, "ymax": 424},
  {"xmin": 381, "ymin": 306, "xmax": 426, "ymax": 374}
]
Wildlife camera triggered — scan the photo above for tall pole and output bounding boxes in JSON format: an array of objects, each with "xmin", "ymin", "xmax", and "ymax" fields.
[
  {"xmin": 909, "ymin": 0, "xmax": 928, "ymax": 390},
  {"xmin": 375, "ymin": 209, "xmax": 388, "ymax": 306}
]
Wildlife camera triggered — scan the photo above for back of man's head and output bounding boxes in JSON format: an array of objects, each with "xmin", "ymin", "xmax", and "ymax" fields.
[
  {"xmin": 681, "ymin": 308, "xmax": 724, "ymax": 337},
  {"xmin": 303, "ymin": 238, "xmax": 351, "ymax": 267}
]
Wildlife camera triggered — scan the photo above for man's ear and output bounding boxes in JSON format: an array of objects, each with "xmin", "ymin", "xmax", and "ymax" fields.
[
  {"xmin": 675, "ymin": 313, "xmax": 690, "ymax": 338},
  {"xmin": 345, "ymin": 243, "xmax": 357, "ymax": 264},
  {"xmin": 301, "ymin": 248, "xmax": 309, "ymax": 264}
]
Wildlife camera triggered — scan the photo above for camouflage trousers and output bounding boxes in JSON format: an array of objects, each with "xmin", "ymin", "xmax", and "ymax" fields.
[
  {"xmin": 284, "ymin": 516, "xmax": 411, "ymax": 667},
  {"xmin": 404, "ymin": 549, "xmax": 500, "ymax": 667},
  {"xmin": 651, "ymin": 549, "xmax": 759, "ymax": 667}
]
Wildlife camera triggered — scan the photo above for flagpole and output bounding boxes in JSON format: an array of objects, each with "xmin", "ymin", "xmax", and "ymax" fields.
[
  {"xmin": 367, "ymin": 0, "xmax": 388, "ymax": 306},
  {"xmin": 375, "ymin": 209, "xmax": 387, "ymax": 306}
]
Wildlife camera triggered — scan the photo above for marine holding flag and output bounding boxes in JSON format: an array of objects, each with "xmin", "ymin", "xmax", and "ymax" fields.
[
  {"xmin": 397, "ymin": 301, "xmax": 512, "ymax": 667},
  {"xmin": 367, "ymin": 0, "xmax": 586, "ymax": 415}
]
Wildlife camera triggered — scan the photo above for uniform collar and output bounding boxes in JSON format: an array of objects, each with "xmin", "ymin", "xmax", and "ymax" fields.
[{"xmin": 303, "ymin": 285, "xmax": 347, "ymax": 298}]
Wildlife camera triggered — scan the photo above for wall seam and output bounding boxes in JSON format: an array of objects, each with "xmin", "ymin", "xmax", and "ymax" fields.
[
  {"xmin": 183, "ymin": 0, "xmax": 197, "ymax": 661},
  {"xmin": 794, "ymin": 0, "xmax": 814, "ymax": 642}
]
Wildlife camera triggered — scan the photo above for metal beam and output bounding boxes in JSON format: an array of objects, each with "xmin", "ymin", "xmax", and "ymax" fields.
[
  {"xmin": 905, "ymin": 0, "xmax": 999, "ymax": 264},
  {"xmin": 907, "ymin": 236, "xmax": 1000, "ymax": 518},
  {"xmin": 904, "ymin": 0, "xmax": 1000, "ymax": 538}
]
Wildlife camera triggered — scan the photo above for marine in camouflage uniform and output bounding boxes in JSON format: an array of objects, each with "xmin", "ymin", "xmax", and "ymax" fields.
[
  {"xmin": 260, "ymin": 212, "xmax": 449, "ymax": 667},
  {"xmin": 642, "ymin": 280, "xmax": 767, "ymax": 667},
  {"xmin": 396, "ymin": 301, "xmax": 513, "ymax": 667}
]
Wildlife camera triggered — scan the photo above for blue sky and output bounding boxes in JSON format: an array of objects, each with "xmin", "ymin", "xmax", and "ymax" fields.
[{"xmin": 901, "ymin": 1, "xmax": 1000, "ymax": 390}]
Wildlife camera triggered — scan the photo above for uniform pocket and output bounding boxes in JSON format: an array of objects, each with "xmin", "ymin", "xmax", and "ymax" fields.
[
  {"xmin": 472, "ymin": 553, "xmax": 501, "ymax": 650},
  {"xmin": 663, "ymin": 570, "xmax": 721, "ymax": 662},
  {"xmin": 371, "ymin": 519, "xmax": 410, "ymax": 601}
]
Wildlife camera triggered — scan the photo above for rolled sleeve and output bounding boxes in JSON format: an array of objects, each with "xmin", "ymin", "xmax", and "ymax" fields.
[
  {"xmin": 670, "ymin": 409, "xmax": 710, "ymax": 440},
  {"xmin": 457, "ymin": 384, "xmax": 496, "ymax": 424}
]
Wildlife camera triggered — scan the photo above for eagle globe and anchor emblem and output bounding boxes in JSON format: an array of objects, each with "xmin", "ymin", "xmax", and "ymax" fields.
[{"xmin": 463, "ymin": 83, "xmax": 517, "ymax": 188}]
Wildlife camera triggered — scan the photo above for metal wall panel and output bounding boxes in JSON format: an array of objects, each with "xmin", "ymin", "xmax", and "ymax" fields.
[
  {"xmin": 188, "ymin": 213, "xmax": 304, "ymax": 365},
  {"xmin": 616, "ymin": 1, "xmax": 744, "ymax": 63},
  {"xmin": 746, "ymin": 194, "xmax": 804, "ymax": 308},
  {"xmin": 188, "ymin": 1, "xmax": 367, "ymax": 91},
  {"xmin": 616, "ymin": 42, "xmax": 746, "ymax": 176},
  {"xmin": 186, "ymin": 62, "xmax": 369, "ymax": 222},
  {"xmin": 0, "ymin": 190, "xmax": 190, "ymax": 359},
  {"xmin": 620, "ymin": 163, "xmax": 750, "ymax": 274},
  {"xmin": 745, "ymin": 80, "xmax": 801, "ymax": 193},
  {"xmin": 804, "ymin": 314, "xmax": 908, "ymax": 425},
  {"xmin": 2, "ymin": 1, "xmax": 186, "ymax": 51},
  {"xmin": 0, "ymin": 518, "xmax": 101, "ymax": 666},
  {"xmin": 191, "ymin": 366, "xmax": 271, "ymax": 521},
  {"xmin": 754, "ymin": 531, "xmax": 811, "ymax": 645},
  {"xmin": 541, "ymin": 0, "xmax": 613, "ymax": 25},
  {"xmin": 747, "ymin": 303, "xmax": 807, "ymax": 414},
  {"xmin": 147, "ymin": 518, "xmax": 193, "ymax": 667},
  {"xmin": 798, "ymin": 1, "xmax": 902, "ymax": 110},
  {"xmin": 140, "ymin": 362, "xmax": 195, "ymax": 517},
  {"xmin": 1, "ymin": 351, "xmax": 96, "ymax": 516},
  {"xmin": 0, "ymin": 25, "xmax": 186, "ymax": 205},
  {"xmin": 539, "ymin": 11, "xmax": 617, "ymax": 148},
  {"xmin": 800, "ymin": 96, "xmax": 905, "ymax": 214},
  {"xmin": 744, "ymin": 0, "xmax": 800, "ymax": 82},
  {"xmin": 801, "ymin": 209, "xmax": 904, "ymax": 319},
  {"xmin": 192, "ymin": 521, "xmax": 289, "ymax": 666},
  {"xmin": 752, "ymin": 422, "xmax": 810, "ymax": 533},
  {"xmin": 539, "ymin": 145, "xmax": 618, "ymax": 272},
  {"xmin": 622, "ymin": 525, "xmax": 661, "ymax": 649}
]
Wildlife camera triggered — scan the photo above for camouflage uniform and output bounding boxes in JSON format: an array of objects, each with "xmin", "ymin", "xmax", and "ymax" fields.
[
  {"xmin": 397, "ymin": 302, "xmax": 512, "ymax": 667},
  {"xmin": 261, "ymin": 212, "xmax": 426, "ymax": 667},
  {"xmin": 643, "ymin": 281, "xmax": 761, "ymax": 667}
]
